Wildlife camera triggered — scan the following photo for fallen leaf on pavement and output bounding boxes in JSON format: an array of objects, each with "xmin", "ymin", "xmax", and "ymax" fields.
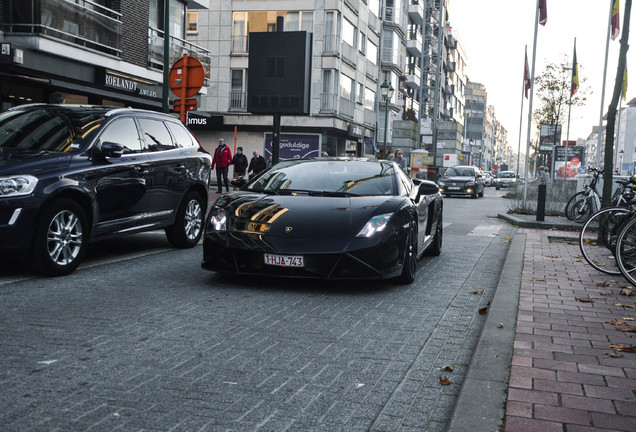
[
  {"xmin": 441, "ymin": 365, "xmax": 454, "ymax": 372},
  {"xmin": 624, "ymin": 317, "xmax": 635, "ymax": 321},
  {"xmin": 619, "ymin": 326, "xmax": 636, "ymax": 333},
  {"xmin": 479, "ymin": 307, "xmax": 488, "ymax": 315},
  {"xmin": 439, "ymin": 376, "xmax": 452, "ymax": 385},
  {"xmin": 498, "ymin": 323, "xmax": 504, "ymax": 328},
  {"xmin": 607, "ymin": 320, "xmax": 628, "ymax": 326},
  {"xmin": 533, "ymin": 278, "xmax": 545, "ymax": 281},
  {"xmin": 546, "ymin": 255, "xmax": 559, "ymax": 258},
  {"xmin": 601, "ymin": 292, "xmax": 614, "ymax": 296},
  {"xmin": 609, "ymin": 344, "xmax": 636, "ymax": 353},
  {"xmin": 598, "ymin": 281, "xmax": 608, "ymax": 287},
  {"xmin": 470, "ymin": 290, "xmax": 484, "ymax": 295},
  {"xmin": 615, "ymin": 303, "xmax": 636, "ymax": 308},
  {"xmin": 609, "ymin": 349, "xmax": 624, "ymax": 358},
  {"xmin": 576, "ymin": 297, "xmax": 595, "ymax": 303},
  {"xmin": 621, "ymin": 288, "xmax": 634, "ymax": 296}
]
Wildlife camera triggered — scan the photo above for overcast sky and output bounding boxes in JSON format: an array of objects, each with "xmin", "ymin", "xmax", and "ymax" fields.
[{"xmin": 448, "ymin": 0, "xmax": 633, "ymax": 154}]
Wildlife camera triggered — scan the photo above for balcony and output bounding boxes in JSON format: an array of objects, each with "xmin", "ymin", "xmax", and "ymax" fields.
[
  {"xmin": 3, "ymin": 0, "xmax": 122, "ymax": 57},
  {"xmin": 383, "ymin": 7, "xmax": 407, "ymax": 31},
  {"xmin": 231, "ymin": 35, "xmax": 248, "ymax": 54},
  {"xmin": 406, "ymin": 30, "xmax": 422, "ymax": 57},
  {"xmin": 229, "ymin": 90, "xmax": 246, "ymax": 111},
  {"xmin": 445, "ymin": 32, "xmax": 457, "ymax": 49},
  {"xmin": 341, "ymin": 41, "xmax": 357, "ymax": 67},
  {"xmin": 323, "ymin": 35, "xmax": 340, "ymax": 56},
  {"xmin": 149, "ymin": 27, "xmax": 212, "ymax": 79},
  {"xmin": 403, "ymin": 65, "xmax": 421, "ymax": 90},
  {"xmin": 339, "ymin": 97, "xmax": 355, "ymax": 119},
  {"xmin": 320, "ymin": 93, "xmax": 337, "ymax": 113},
  {"xmin": 443, "ymin": 60, "xmax": 456, "ymax": 72},
  {"xmin": 382, "ymin": 47, "xmax": 405, "ymax": 71},
  {"xmin": 444, "ymin": 83, "xmax": 455, "ymax": 95},
  {"xmin": 408, "ymin": 1, "xmax": 424, "ymax": 25}
]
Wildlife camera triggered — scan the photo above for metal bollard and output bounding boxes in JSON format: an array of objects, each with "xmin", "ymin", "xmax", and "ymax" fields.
[{"xmin": 536, "ymin": 184, "xmax": 546, "ymax": 222}]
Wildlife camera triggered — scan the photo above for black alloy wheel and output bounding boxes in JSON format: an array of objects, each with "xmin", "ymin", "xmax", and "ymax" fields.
[
  {"xmin": 398, "ymin": 224, "xmax": 418, "ymax": 284},
  {"xmin": 166, "ymin": 191, "xmax": 205, "ymax": 248}
]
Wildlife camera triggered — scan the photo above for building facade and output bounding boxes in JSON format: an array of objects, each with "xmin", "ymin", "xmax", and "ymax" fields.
[{"xmin": 0, "ymin": 0, "xmax": 210, "ymax": 111}]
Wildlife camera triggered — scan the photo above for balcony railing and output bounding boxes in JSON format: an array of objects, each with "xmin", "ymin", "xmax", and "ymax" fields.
[
  {"xmin": 382, "ymin": 47, "xmax": 405, "ymax": 70},
  {"xmin": 229, "ymin": 91, "xmax": 246, "ymax": 110},
  {"xmin": 341, "ymin": 41, "xmax": 357, "ymax": 66},
  {"xmin": 231, "ymin": 35, "xmax": 248, "ymax": 54},
  {"xmin": 149, "ymin": 27, "xmax": 212, "ymax": 79},
  {"xmin": 323, "ymin": 35, "xmax": 340, "ymax": 55},
  {"xmin": 339, "ymin": 97, "xmax": 355, "ymax": 119},
  {"xmin": 383, "ymin": 6, "xmax": 407, "ymax": 29},
  {"xmin": 3, "ymin": 0, "xmax": 122, "ymax": 56},
  {"xmin": 320, "ymin": 93, "xmax": 337, "ymax": 113}
]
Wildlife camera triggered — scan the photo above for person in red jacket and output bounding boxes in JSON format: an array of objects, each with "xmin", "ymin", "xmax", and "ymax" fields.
[{"xmin": 212, "ymin": 138, "xmax": 233, "ymax": 193}]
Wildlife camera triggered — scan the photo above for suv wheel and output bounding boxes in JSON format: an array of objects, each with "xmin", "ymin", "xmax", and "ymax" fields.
[
  {"xmin": 166, "ymin": 191, "xmax": 205, "ymax": 248},
  {"xmin": 31, "ymin": 198, "xmax": 89, "ymax": 276}
]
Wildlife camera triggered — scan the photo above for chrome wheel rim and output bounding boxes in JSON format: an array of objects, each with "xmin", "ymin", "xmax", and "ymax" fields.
[
  {"xmin": 47, "ymin": 210, "xmax": 83, "ymax": 265},
  {"xmin": 184, "ymin": 199, "xmax": 202, "ymax": 240}
]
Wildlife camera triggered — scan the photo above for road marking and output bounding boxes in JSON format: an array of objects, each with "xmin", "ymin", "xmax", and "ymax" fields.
[{"xmin": 468, "ymin": 225, "xmax": 503, "ymax": 237}]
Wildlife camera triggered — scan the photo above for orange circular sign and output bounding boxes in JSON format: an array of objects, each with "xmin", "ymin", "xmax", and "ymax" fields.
[{"xmin": 168, "ymin": 55, "xmax": 205, "ymax": 98}]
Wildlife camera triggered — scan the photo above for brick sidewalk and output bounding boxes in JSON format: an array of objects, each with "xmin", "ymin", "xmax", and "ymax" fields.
[{"xmin": 505, "ymin": 228, "xmax": 636, "ymax": 432}]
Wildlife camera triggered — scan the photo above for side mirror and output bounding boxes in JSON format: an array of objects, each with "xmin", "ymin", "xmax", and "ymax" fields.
[
  {"xmin": 100, "ymin": 141, "xmax": 124, "ymax": 158},
  {"xmin": 418, "ymin": 180, "xmax": 440, "ymax": 196}
]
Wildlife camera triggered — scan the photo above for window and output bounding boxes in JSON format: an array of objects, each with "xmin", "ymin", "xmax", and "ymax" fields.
[
  {"xmin": 357, "ymin": 83, "xmax": 364, "ymax": 105},
  {"xmin": 367, "ymin": 40, "xmax": 378, "ymax": 65},
  {"xmin": 359, "ymin": 32, "xmax": 366, "ymax": 54},
  {"xmin": 99, "ymin": 118, "xmax": 143, "ymax": 154},
  {"xmin": 364, "ymin": 87, "xmax": 375, "ymax": 110},
  {"xmin": 138, "ymin": 118, "xmax": 176, "ymax": 151},
  {"xmin": 166, "ymin": 122, "xmax": 193, "ymax": 147},
  {"xmin": 368, "ymin": 0, "xmax": 380, "ymax": 17},
  {"xmin": 340, "ymin": 74, "xmax": 354, "ymax": 101},
  {"xmin": 342, "ymin": 18, "xmax": 356, "ymax": 48},
  {"xmin": 187, "ymin": 11, "xmax": 198, "ymax": 34},
  {"xmin": 230, "ymin": 69, "xmax": 247, "ymax": 109},
  {"xmin": 232, "ymin": 12, "xmax": 248, "ymax": 52}
]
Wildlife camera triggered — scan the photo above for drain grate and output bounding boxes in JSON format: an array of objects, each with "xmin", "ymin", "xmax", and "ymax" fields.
[{"xmin": 548, "ymin": 236, "xmax": 578, "ymax": 245}]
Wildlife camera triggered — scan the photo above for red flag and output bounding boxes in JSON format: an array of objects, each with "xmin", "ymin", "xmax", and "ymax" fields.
[
  {"xmin": 571, "ymin": 43, "xmax": 579, "ymax": 96},
  {"xmin": 524, "ymin": 49, "xmax": 531, "ymax": 98},
  {"xmin": 539, "ymin": 0, "xmax": 547, "ymax": 26},
  {"xmin": 611, "ymin": 0, "xmax": 620, "ymax": 40}
]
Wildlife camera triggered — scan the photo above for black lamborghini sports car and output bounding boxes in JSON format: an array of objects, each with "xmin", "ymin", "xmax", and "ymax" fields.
[{"xmin": 201, "ymin": 158, "xmax": 443, "ymax": 283}]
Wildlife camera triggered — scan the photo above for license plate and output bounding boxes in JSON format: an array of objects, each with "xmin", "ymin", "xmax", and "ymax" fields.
[
  {"xmin": 264, "ymin": 253, "xmax": 304, "ymax": 268},
  {"xmin": 448, "ymin": 186, "xmax": 460, "ymax": 190}
]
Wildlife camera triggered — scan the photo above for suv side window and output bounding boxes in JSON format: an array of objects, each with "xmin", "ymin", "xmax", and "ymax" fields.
[
  {"xmin": 138, "ymin": 118, "xmax": 176, "ymax": 151},
  {"xmin": 98, "ymin": 117, "xmax": 143, "ymax": 153},
  {"xmin": 166, "ymin": 121, "xmax": 194, "ymax": 148}
]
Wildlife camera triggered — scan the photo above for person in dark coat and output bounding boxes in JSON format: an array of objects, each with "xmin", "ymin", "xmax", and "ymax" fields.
[
  {"xmin": 231, "ymin": 146, "xmax": 248, "ymax": 189},
  {"xmin": 212, "ymin": 138, "xmax": 233, "ymax": 193},
  {"xmin": 248, "ymin": 150, "xmax": 267, "ymax": 177}
]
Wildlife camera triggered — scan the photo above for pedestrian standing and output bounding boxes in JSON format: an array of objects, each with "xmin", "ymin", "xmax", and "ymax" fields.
[
  {"xmin": 232, "ymin": 146, "xmax": 248, "ymax": 188},
  {"xmin": 266, "ymin": 154, "xmax": 273, "ymax": 168},
  {"xmin": 212, "ymin": 138, "xmax": 233, "ymax": 193},
  {"xmin": 248, "ymin": 150, "xmax": 267, "ymax": 177},
  {"xmin": 391, "ymin": 149, "xmax": 408, "ymax": 171}
]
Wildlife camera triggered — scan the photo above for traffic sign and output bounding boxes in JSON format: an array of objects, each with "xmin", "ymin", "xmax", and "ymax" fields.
[{"xmin": 169, "ymin": 54, "xmax": 205, "ymax": 98}]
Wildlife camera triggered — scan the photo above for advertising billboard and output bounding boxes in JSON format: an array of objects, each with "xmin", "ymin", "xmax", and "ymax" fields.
[
  {"xmin": 539, "ymin": 124, "xmax": 562, "ymax": 154},
  {"xmin": 554, "ymin": 145, "xmax": 585, "ymax": 179},
  {"xmin": 264, "ymin": 133, "xmax": 321, "ymax": 160}
]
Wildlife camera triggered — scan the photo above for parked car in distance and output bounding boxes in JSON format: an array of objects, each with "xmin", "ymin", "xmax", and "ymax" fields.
[
  {"xmin": 437, "ymin": 165, "xmax": 485, "ymax": 198},
  {"xmin": 0, "ymin": 104, "xmax": 212, "ymax": 276},
  {"xmin": 494, "ymin": 170, "xmax": 519, "ymax": 190},
  {"xmin": 202, "ymin": 158, "xmax": 443, "ymax": 284},
  {"xmin": 483, "ymin": 171, "xmax": 493, "ymax": 187}
]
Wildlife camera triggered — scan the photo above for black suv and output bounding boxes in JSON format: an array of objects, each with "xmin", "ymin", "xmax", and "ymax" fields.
[
  {"xmin": 437, "ymin": 165, "xmax": 485, "ymax": 198},
  {"xmin": 0, "ymin": 105, "xmax": 212, "ymax": 275}
]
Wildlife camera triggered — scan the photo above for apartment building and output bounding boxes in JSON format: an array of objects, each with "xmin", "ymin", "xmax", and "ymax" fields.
[{"xmin": 0, "ymin": 0, "xmax": 210, "ymax": 111}]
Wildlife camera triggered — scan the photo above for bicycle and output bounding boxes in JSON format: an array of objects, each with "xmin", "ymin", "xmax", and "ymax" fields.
[
  {"xmin": 566, "ymin": 168, "xmax": 636, "ymax": 222},
  {"xmin": 613, "ymin": 211, "xmax": 636, "ymax": 286}
]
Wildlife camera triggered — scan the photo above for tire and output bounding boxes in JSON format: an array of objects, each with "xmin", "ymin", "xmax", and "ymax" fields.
[
  {"xmin": 398, "ymin": 224, "xmax": 418, "ymax": 284},
  {"xmin": 426, "ymin": 210, "xmax": 443, "ymax": 256},
  {"xmin": 565, "ymin": 191, "xmax": 586, "ymax": 220},
  {"xmin": 495, "ymin": 186, "xmax": 500, "ymax": 190},
  {"xmin": 571, "ymin": 198, "xmax": 595, "ymax": 223},
  {"xmin": 616, "ymin": 215, "xmax": 636, "ymax": 286},
  {"xmin": 579, "ymin": 207, "xmax": 632, "ymax": 275},
  {"xmin": 30, "ymin": 198, "xmax": 89, "ymax": 276},
  {"xmin": 166, "ymin": 191, "xmax": 205, "ymax": 248},
  {"xmin": 471, "ymin": 190, "xmax": 477, "ymax": 199}
]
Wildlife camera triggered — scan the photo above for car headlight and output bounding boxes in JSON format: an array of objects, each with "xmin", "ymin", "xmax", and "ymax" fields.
[
  {"xmin": 0, "ymin": 175, "xmax": 38, "ymax": 197},
  {"xmin": 357, "ymin": 213, "xmax": 393, "ymax": 237},
  {"xmin": 207, "ymin": 208, "xmax": 227, "ymax": 231}
]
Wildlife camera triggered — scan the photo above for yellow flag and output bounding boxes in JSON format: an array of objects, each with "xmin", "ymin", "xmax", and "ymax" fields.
[{"xmin": 623, "ymin": 67, "xmax": 628, "ymax": 100}]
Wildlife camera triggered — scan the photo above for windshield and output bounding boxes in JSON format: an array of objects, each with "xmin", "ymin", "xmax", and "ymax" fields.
[
  {"xmin": 444, "ymin": 167, "xmax": 475, "ymax": 177},
  {"xmin": 498, "ymin": 172, "xmax": 516, "ymax": 178},
  {"xmin": 246, "ymin": 160, "xmax": 397, "ymax": 196},
  {"xmin": 0, "ymin": 108, "xmax": 106, "ymax": 152}
]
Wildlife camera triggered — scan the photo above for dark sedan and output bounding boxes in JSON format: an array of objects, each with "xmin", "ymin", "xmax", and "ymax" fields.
[
  {"xmin": 0, "ymin": 104, "xmax": 211, "ymax": 276},
  {"xmin": 202, "ymin": 158, "xmax": 443, "ymax": 284},
  {"xmin": 437, "ymin": 165, "xmax": 485, "ymax": 198}
]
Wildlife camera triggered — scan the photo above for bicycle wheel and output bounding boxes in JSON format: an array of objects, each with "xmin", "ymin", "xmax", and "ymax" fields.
[
  {"xmin": 615, "ymin": 215, "xmax": 636, "ymax": 285},
  {"xmin": 579, "ymin": 207, "xmax": 633, "ymax": 275},
  {"xmin": 571, "ymin": 197, "xmax": 595, "ymax": 223},
  {"xmin": 565, "ymin": 191, "xmax": 586, "ymax": 220}
]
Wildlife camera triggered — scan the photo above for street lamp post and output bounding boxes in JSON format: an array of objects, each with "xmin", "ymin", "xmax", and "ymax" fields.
[
  {"xmin": 381, "ymin": 79, "xmax": 394, "ymax": 159},
  {"xmin": 469, "ymin": 139, "xmax": 474, "ymax": 166}
]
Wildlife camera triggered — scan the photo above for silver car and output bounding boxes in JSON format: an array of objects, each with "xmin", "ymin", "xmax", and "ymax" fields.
[{"xmin": 494, "ymin": 171, "xmax": 518, "ymax": 190}]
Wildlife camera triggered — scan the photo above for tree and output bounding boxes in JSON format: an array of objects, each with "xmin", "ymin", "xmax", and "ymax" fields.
[
  {"xmin": 532, "ymin": 56, "xmax": 588, "ymax": 136},
  {"xmin": 603, "ymin": 0, "xmax": 632, "ymax": 208}
]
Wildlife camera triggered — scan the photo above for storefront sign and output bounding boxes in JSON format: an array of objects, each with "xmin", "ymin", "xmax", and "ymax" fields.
[
  {"xmin": 265, "ymin": 133, "xmax": 320, "ymax": 160},
  {"xmin": 97, "ymin": 69, "xmax": 161, "ymax": 99}
]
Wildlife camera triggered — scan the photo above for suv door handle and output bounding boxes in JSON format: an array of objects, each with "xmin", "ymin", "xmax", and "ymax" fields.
[
  {"xmin": 134, "ymin": 166, "xmax": 149, "ymax": 175},
  {"xmin": 175, "ymin": 164, "xmax": 186, "ymax": 172}
]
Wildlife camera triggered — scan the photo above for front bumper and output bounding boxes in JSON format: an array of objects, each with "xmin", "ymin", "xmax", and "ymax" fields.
[
  {"xmin": 0, "ymin": 197, "xmax": 42, "ymax": 254},
  {"xmin": 201, "ymin": 229, "xmax": 408, "ymax": 280},
  {"xmin": 439, "ymin": 183, "xmax": 477, "ymax": 195}
]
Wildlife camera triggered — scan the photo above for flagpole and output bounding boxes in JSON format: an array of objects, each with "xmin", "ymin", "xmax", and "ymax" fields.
[
  {"xmin": 596, "ymin": 0, "xmax": 614, "ymax": 168},
  {"xmin": 517, "ymin": 45, "xmax": 527, "ymax": 178},
  {"xmin": 564, "ymin": 38, "xmax": 575, "ymax": 192},
  {"xmin": 523, "ymin": 0, "xmax": 541, "ymax": 208}
]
